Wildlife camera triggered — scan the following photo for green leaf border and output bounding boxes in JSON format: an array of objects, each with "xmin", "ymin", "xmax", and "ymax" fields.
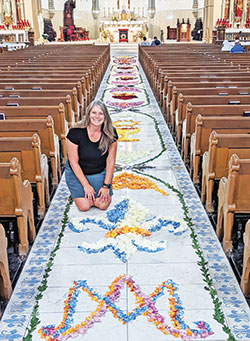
[{"xmin": 23, "ymin": 197, "xmax": 73, "ymax": 341}]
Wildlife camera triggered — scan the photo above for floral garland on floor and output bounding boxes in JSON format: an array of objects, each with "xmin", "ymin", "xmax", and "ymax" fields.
[
  {"xmin": 113, "ymin": 119, "xmax": 140, "ymax": 141},
  {"xmin": 112, "ymin": 172, "xmax": 169, "ymax": 196},
  {"xmin": 114, "ymin": 57, "xmax": 136, "ymax": 64},
  {"xmin": 114, "ymin": 72, "xmax": 137, "ymax": 77},
  {"xmin": 113, "ymin": 66, "xmax": 136, "ymax": 73},
  {"xmin": 116, "ymin": 128, "xmax": 140, "ymax": 142},
  {"xmin": 111, "ymin": 80, "xmax": 139, "ymax": 86},
  {"xmin": 113, "ymin": 119, "xmax": 140, "ymax": 128},
  {"xmin": 106, "ymin": 100, "xmax": 145, "ymax": 109},
  {"xmin": 112, "ymin": 92, "xmax": 138, "ymax": 100},
  {"xmin": 69, "ymin": 198, "xmax": 187, "ymax": 262},
  {"xmin": 116, "ymin": 65, "xmax": 134, "ymax": 69},
  {"xmin": 110, "ymin": 87, "xmax": 142, "ymax": 93},
  {"xmin": 38, "ymin": 274, "xmax": 214, "ymax": 340}
]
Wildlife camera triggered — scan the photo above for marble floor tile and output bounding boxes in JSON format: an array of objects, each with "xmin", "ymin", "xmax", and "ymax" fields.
[
  {"xmin": 47, "ymin": 264, "xmax": 127, "ymax": 288},
  {"xmin": 127, "ymin": 263, "xmax": 204, "ymax": 286}
]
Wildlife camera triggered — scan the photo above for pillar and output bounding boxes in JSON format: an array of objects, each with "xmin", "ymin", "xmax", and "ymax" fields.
[{"xmin": 203, "ymin": 0, "xmax": 214, "ymax": 42}]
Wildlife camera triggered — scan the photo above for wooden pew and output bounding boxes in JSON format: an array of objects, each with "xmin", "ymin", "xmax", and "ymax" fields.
[
  {"xmin": 241, "ymin": 219, "xmax": 250, "ymax": 295},
  {"xmin": 0, "ymin": 134, "xmax": 49, "ymax": 217},
  {"xmin": 190, "ymin": 115, "xmax": 250, "ymax": 184},
  {"xmin": 172, "ymin": 94, "xmax": 250, "ymax": 135},
  {"xmin": 0, "ymin": 223, "xmax": 12, "ymax": 300},
  {"xmin": 0, "ymin": 81, "xmax": 84, "ymax": 117},
  {"xmin": 0, "ymin": 83, "xmax": 83, "ymax": 118},
  {"xmin": 0, "ymin": 116, "xmax": 60, "ymax": 185},
  {"xmin": 0, "ymin": 158, "xmax": 35, "ymax": 256},
  {"xmin": 170, "ymin": 86, "xmax": 250, "ymax": 132},
  {"xmin": 181, "ymin": 103, "xmax": 250, "ymax": 162},
  {"xmin": 164, "ymin": 81, "xmax": 250, "ymax": 125},
  {"xmin": 0, "ymin": 96, "xmax": 75, "ymax": 127},
  {"xmin": 201, "ymin": 131, "xmax": 250, "ymax": 212},
  {"xmin": 160, "ymin": 72, "xmax": 250, "ymax": 111},
  {"xmin": 217, "ymin": 154, "xmax": 250, "ymax": 252},
  {"xmin": 0, "ymin": 88, "xmax": 79, "ymax": 122},
  {"xmin": 0, "ymin": 104, "xmax": 68, "ymax": 164}
]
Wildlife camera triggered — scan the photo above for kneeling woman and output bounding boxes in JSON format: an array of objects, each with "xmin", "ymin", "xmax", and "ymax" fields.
[{"xmin": 65, "ymin": 100, "xmax": 118, "ymax": 211}]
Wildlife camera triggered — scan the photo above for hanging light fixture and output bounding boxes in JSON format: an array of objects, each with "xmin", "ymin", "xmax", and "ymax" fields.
[
  {"xmin": 48, "ymin": 0, "xmax": 55, "ymax": 19},
  {"xmin": 48, "ymin": 0, "xmax": 55, "ymax": 10},
  {"xmin": 147, "ymin": 0, "xmax": 155, "ymax": 19},
  {"xmin": 192, "ymin": 0, "xmax": 198, "ymax": 18},
  {"xmin": 92, "ymin": 0, "xmax": 100, "ymax": 19}
]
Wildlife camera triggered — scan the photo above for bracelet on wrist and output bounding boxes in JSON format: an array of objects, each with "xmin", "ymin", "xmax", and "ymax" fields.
[{"xmin": 102, "ymin": 183, "xmax": 111, "ymax": 189}]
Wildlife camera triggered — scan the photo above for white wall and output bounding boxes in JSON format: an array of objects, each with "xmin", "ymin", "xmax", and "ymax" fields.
[
  {"xmin": 41, "ymin": 0, "xmax": 206, "ymax": 40},
  {"xmin": 41, "ymin": 0, "xmax": 97, "ymax": 39},
  {"xmin": 150, "ymin": 0, "xmax": 205, "ymax": 40}
]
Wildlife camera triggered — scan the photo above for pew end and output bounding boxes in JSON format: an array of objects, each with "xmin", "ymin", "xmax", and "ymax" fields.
[
  {"xmin": 0, "ymin": 158, "xmax": 35, "ymax": 256},
  {"xmin": 0, "ymin": 223, "xmax": 12, "ymax": 300}
]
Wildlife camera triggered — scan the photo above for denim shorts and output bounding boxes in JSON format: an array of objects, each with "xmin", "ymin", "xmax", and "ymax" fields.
[{"xmin": 65, "ymin": 161, "xmax": 113, "ymax": 199}]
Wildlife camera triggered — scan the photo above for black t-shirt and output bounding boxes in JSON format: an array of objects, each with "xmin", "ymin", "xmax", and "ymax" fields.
[{"xmin": 67, "ymin": 127, "xmax": 118, "ymax": 175}]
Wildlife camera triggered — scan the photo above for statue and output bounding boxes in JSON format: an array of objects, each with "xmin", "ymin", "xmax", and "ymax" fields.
[
  {"xmin": 121, "ymin": 9, "xmax": 127, "ymax": 20},
  {"xmin": 64, "ymin": 0, "xmax": 76, "ymax": 28},
  {"xmin": 234, "ymin": 0, "xmax": 243, "ymax": 20},
  {"xmin": 3, "ymin": 0, "xmax": 13, "ymax": 25},
  {"xmin": 191, "ymin": 17, "xmax": 203, "ymax": 41},
  {"xmin": 38, "ymin": 12, "xmax": 44, "ymax": 41}
]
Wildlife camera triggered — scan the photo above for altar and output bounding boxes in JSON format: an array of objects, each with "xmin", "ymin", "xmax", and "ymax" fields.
[
  {"xmin": 0, "ymin": 29, "xmax": 28, "ymax": 43},
  {"xmin": 99, "ymin": 19, "xmax": 148, "ymax": 43},
  {"xmin": 0, "ymin": 0, "xmax": 31, "ymax": 45}
]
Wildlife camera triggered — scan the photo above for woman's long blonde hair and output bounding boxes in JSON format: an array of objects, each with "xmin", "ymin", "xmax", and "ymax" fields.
[{"xmin": 72, "ymin": 99, "xmax": 115, "ymax": 154}]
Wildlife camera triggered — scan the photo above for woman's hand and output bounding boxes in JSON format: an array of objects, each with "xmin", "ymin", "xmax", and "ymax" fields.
[
  {"xmin": 98, "ymin": 187, "xmax": 110, "ymax": 202},
  {"xmin": 84, "ymin": 184, "xmax": 96, "ymax": 202}
]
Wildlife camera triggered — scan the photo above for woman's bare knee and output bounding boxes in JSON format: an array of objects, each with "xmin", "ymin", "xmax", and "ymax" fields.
[
  {"xmin": 94, "ymin": 197, "xmax": 111, "ymax": 210},
  {"xmin": 74, "ymin": 198, "xmax": 93, "ymax": 211}
]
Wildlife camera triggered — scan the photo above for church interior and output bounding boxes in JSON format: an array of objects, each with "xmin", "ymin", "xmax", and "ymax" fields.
[{"xmin": 1, "ymin": 1, "xmax": 250, "ymax": 340}]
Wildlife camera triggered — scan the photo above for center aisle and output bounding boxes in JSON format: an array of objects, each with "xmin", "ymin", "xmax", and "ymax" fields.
[{"xmin": 1, "ymin": 44, "xmax": 250, "ymax": 341}]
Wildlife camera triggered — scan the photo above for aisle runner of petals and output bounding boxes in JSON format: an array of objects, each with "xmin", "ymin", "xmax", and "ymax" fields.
[{"xmin": 23, "ymin": 55, "xmax": 234, "ymax": 340}]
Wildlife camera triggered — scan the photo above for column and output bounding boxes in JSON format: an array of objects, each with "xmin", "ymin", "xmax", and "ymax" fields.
[
  {"xmin": 16, "ymin": 0, "xmax": 22, "ymax": 21},
  {"xmin": 20, "ymin": 0, "xmax": 25, "ymax": 20},
  {"xmin": 230, "ymin": 0, "xmax": 234, "ymax": 24},
  {"xmin": 223, "ymin": 0, "xmax": 230, "ymax": 20},
  {"xmin": 247, "ymin": 0, "xmax": 250, "ymax": 20},
  {"xmin": 203, "ymin": 0, "xmax": 214, "ymax": 42}
]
